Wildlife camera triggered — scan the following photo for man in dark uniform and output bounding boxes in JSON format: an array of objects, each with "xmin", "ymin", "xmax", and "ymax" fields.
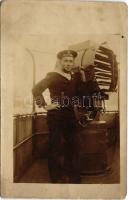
[{"xmin": 32, "ymin": 50, "xmax": 81, "ymax": 183}]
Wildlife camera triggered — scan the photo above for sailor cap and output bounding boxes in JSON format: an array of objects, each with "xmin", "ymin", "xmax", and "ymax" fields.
[{"xmin": 57, "ymin": 50, "xmax": 78, "ymax": 59}]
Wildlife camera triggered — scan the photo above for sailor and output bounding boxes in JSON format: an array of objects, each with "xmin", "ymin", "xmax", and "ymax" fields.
[{"xmin": 32, "ymin": 50, "xmax": 81, "ymax": 183}]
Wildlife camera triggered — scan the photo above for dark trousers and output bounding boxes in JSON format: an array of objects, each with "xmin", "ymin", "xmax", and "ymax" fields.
[{"xmin": 47, "ymin": 108, "xmax": 80, "ymax": 183}]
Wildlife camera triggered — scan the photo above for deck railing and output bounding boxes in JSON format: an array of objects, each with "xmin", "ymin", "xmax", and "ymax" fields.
[{"xmin": 13, "ymin": 112, "xmax": 48, "ymax": 181}]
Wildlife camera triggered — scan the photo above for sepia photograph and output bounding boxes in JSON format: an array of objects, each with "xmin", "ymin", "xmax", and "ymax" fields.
[
  {"xmin": 13, "ymin": 37, "xmax": 120, "ymax": 184},
  {"xmin": 1, "ymin": 0, "xmax": 127, "ymax": 198}
]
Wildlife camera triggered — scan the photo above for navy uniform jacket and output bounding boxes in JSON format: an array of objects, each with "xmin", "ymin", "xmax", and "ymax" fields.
[
  {"xmin": 32, "ymin": 71, "xmax": 100, "ymax": 108},
  {"xmin": 32, "ymin": 72, "xmax": 80, "ymax": 108}
]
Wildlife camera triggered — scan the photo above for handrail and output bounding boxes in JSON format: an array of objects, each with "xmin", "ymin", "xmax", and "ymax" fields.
[
  {"xmin": 13, "ymin": 135, "xmax": 34, "ymax": 150},
  {"xmin": 13, "ymin": 110, "xmax": 119, "ymax": 118},
  {"xmin": 13, "ymin": 112, "xmax": 47, "ymax": 118}
]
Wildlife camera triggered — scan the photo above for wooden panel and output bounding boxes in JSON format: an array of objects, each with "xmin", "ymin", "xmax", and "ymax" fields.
[
  {"xmin": 77, "ymin": 122, "xmax": 107, "ymax": 154},
  {"xmin": 16, "ymin": 117, "xmax": 26, "ymax": 143},
  {"xmin": 13, "ymin": 117, "xmax": 17, "ymax": 146},
  {"xmin": 25, "ymin": 116, "xmax": 32, "ymax": 138},
  {"xmin": 14, "ymin": 138, "xmax": 34, "ymax": 182},
  {"xmin": 14, "ymin": 115, "xmax": 33, "ymax": 145},
  {"xmin": 99, "ymin": 112, "xmax": 119, "ymax": 143},
  {"xmin": 76, "ymin": 121, "xmax": 109, "ymax": 174},
  {"xmin": 80, "ymin": 153, "xmax": 108, "ymax": 174},
  {"xmin": 13, "ymin": 114, "xmax": 34, "ymax": 181},
  {"xmin": 33, "ymin": 114, "xmax": 49, "ymax": 134},
  {"xmin": 34, "ymin": 134, "xmax": 49, "ymax": 158},
  {"xmin": 14, "ymin": 145, "xmax": 24, "ymax": 180}
]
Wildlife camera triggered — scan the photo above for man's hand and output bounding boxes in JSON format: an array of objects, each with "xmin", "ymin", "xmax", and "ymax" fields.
[
  {"xmin": 44, "ymin": 103, "xmax": 60, "ymax": 111},
  {"xmin": 35, "ymin": 96, "xmax": 43, "ymax": 107}
]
